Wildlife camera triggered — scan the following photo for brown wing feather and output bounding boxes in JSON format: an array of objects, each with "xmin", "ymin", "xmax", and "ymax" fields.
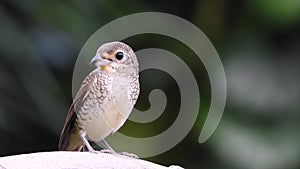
[
  {"xmin": 58, "ymin": 70, "xmax": 97, "ymax": 151},
  {"xmin": 58, "ymin": 102, "xmax": 82, "ymax": 151}
]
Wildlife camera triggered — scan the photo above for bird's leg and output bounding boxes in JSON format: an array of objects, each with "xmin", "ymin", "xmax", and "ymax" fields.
[
  {"xmin": 98, "ymin": 139, "xmax": 116, "ymax": 154},
  {"xmin": 79, "ymin": 130, "xmax": 96, "ymax": 152}
]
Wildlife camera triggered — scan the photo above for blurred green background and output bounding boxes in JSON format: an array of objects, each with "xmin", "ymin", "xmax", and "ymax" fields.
[{"xmin": 0, "ymin": 0, "xmax": 300, "ymax": 168}]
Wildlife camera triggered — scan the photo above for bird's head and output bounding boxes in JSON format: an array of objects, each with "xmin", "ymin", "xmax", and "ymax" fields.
[{"xmin": 91, "ymin": 41, "xmax": 138, "ymax": 74}]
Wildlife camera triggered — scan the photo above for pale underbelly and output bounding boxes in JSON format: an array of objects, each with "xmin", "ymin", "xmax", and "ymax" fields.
[{"xmin": 84, "ymin": 106, "xmax": 131, "ymax": 142}]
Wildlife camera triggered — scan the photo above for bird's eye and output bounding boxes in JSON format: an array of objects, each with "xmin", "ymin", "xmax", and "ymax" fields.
[{"xmin": 115, "ymin": 52, "xmax": 124, "ymax": 60}]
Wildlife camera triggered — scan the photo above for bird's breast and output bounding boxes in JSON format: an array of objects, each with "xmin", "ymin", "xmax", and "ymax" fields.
[{"xmin": 77, "ymin": 73, "xmax": 134, "ymax": 141}]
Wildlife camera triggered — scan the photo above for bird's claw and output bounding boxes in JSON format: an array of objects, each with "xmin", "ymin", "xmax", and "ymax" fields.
[
  {"xmin": 99, "ymin": 149, "xmax": 116, "ymax": 154},
  {"xmin": 94, "ymin": 149, "xmax": 138, "ymax": 159},
  {"xmin": 118, "ymin": 152, "xmax": 139, "ymax": 159}
]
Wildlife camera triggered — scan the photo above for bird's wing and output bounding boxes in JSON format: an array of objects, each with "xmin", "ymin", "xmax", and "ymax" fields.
[
  {"xmin": 58, "ymin": 70, "xmax": 97, "ymax": 151},
  {"xmin": 58, "ymin": 101, "xmax": 81, "ymax": 151}
]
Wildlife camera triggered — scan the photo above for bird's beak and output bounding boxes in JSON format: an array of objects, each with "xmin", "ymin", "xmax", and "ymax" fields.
[{"xmin": 90, "ymin": 54, "xmax": 111, "ymax": 67}]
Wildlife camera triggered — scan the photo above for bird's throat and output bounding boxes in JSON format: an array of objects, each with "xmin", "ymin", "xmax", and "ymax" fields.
[{"xmin": 99, "ymin": 66, "xmax": 115, "ymax": 73}]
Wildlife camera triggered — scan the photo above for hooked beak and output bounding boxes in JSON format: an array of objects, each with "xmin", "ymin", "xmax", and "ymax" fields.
[{"xmin": 90, "ymin": 54, "xmax": 111, "ymax": 67}]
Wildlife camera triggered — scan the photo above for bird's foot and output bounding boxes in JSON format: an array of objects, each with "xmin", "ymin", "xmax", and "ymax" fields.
[
  {"xmin": 118, "ymin": 152, "xmax": 139, "ymax": 159},
  {"xmin": 98, "ymin": 149, "xmax": 138, "ymax": 159},
  {"xmin": 99, "ymin": 149, "xmax": 116, "ymax": 154}
]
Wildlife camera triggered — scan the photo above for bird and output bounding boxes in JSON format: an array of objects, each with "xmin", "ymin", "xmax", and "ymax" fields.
[{"xmin": 58, "ymin": 41, "xmax": 139, "ymax": 153}]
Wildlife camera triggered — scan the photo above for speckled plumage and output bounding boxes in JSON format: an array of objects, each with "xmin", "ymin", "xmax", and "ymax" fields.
[{"xmin": 59, "ymin": 42, "xmax": 139, "ymax": 151}]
